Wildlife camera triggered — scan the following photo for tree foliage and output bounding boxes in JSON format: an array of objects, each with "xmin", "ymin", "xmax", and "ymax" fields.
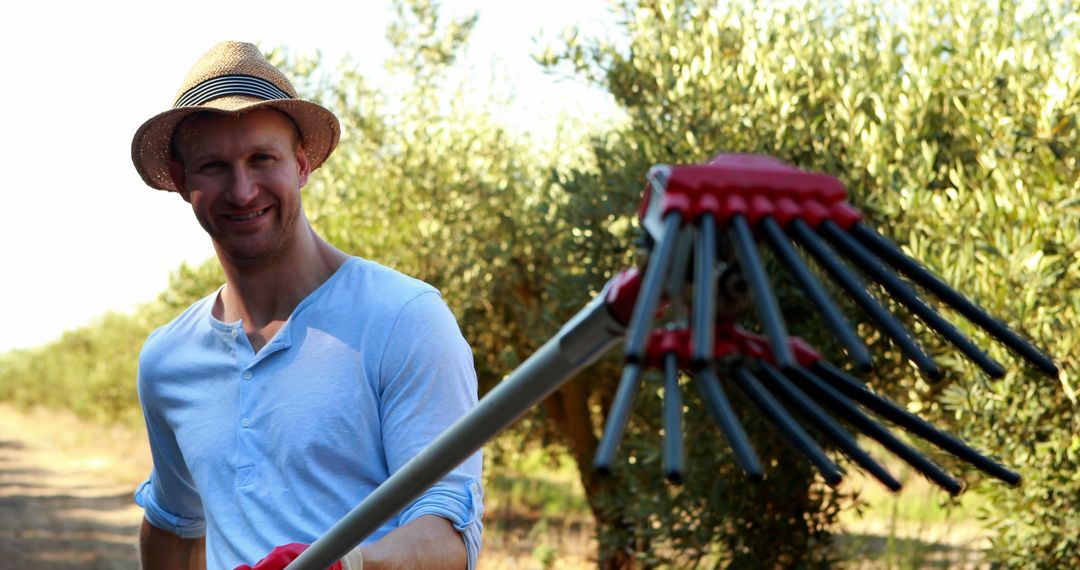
[
  {"xmin": 0, "ymin": 259, "xmax": 223, "ymax": 425},
  {"xmin": 541, "ymin": 0, "xmax": 1079, "ymax": 566}
]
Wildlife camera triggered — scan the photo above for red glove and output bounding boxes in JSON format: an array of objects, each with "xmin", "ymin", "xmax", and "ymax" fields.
[{"xmin": 234, "ymin": 543, "xmax": 343, "ymax": 570}]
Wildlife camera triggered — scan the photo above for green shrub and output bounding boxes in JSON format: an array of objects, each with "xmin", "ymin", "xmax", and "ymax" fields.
[{"xmin": 541, "ymin": 0, "xmax": 1078, "ymax": 565}]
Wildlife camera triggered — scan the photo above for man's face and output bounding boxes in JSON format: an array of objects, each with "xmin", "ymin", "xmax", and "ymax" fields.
[{"xmin": 169, "ymin": 108, "xmax": 310, "ymax": 268}]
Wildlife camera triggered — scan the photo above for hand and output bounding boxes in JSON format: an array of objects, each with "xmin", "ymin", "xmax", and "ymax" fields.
[{"xmin": 233, "ymin": 543, "xmax": 343, "ymax": 570}]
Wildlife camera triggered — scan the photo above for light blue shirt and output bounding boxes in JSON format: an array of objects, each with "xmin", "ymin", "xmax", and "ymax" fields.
[{"xmin": 135, "ymin": 257, "xmax": 483, "ymax": 568}]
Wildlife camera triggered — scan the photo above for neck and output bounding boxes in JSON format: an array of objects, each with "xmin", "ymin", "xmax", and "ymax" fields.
[{"xmin": 214, "ymin": 223, "xmax": 348, "ymax": 329}]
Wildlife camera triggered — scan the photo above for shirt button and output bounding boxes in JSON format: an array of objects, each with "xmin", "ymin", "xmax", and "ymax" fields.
[
  {"xmin": 470, "ymin": 483, "xmax": 479, "ymax": 493},
  {"xmin": 241, "ymin": 418, "xmax": 252, "ymax": 428},
  {"xmin": 231, "ymin": 329, "xmax": 239, "ymax": 337},
  {"xmin": 242, "ymin": 371, "xmax": 253, "ymax": 380}
]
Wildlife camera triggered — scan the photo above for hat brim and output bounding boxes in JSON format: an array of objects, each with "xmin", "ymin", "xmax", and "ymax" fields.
[{"xmin": 131, "ymin": 95, "xmax": 340, "ymax": 192}]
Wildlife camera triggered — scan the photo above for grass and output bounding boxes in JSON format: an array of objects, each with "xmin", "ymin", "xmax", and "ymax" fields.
[
  {"xmin": 831, "ymin": 441, "xmax": 996, "ymax": 569},
  {"xmin": 479, "ymin": 446, "xmax": 596, "ymax": 569},
  {"xmin": 479, "ymin": 438, "xmax": 1000, "ymax": 569}
]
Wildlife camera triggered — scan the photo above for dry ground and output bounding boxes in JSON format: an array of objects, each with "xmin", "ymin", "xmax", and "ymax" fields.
[
  {"xmin": 0, "ymin": 404, "xmax": 149, "ymax": 569},
  {"xmin": 0, "ymin": 404, "xmax": 584, "ymax": 569},
  {"xmin": 0, "ymin": 404, "xmax": 994, "ymax": 569}
]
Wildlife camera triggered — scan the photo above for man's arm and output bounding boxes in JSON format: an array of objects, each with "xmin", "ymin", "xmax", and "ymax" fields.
[
  {"xmin": 140, "ymin": 517, "xmax": 207, "ymax": 570},
  {"xmin": 244, "ymin": 515, "xmax": 464, "ymax": 570},
  {"xmin": 376, "ymin": 291, "xmax": 484, "ymax": 569},
  {"xmin": 359, "ymin": 515, "xmax": 466, "ymax": 570}
]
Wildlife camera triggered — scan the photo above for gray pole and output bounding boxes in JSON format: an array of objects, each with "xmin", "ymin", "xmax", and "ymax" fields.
[{"xmin": 287, "ymin": 289, "xmax": 626, "ymax": 569}]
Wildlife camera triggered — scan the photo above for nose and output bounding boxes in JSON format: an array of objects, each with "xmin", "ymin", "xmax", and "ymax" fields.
[{"xmin": 225, "ymin": 165, "xmax": 259, "ymax": 206}]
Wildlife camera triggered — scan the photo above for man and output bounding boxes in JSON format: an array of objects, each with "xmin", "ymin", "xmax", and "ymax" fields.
[{"xmin": 130, "ymin": 41, "xmax": 483, "ymax": 569}]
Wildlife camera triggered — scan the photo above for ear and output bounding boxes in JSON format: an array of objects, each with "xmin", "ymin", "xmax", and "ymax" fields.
[
  {"xmin": 295, "ymin": 144, "xmax": 311, "ymax": 188},
  {"xmin": 168, "ymin": 160, "xmax": 191, "ymax": 203}
]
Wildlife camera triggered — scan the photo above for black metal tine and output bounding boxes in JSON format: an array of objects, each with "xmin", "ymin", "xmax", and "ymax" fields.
[
  {"xmin": 849, "ymin": 223, "xmax": 1059, "ymax": 377},
  {"xmin": 656, "ymin": 221, "xmax": 690, "ymax": 485},
  {"xmin": 756, "ymin": 363, "xmax": 901, "ymax": 491},
  {"xmin": 663, "ymin": 353, "xmax": 685, "ymax": 484},
  {"xmin": 812, "ymin": 361, "xmax": 1020, "ymax": 485},
  {"xmin": 728, "ymin": 215, "xmax": 796, "ymax": 369},
  {"xmin": 786, "ymin": 367, "xmax": 963, "ymax": 494},
  {"xmin": 693, "ymin": 368, "xmax": 763, "ymax": 479},
  {"xmin": 692, "ymin": 215, "xmax": 719, "ymax": 367},
  {"xmin": 664, "ymin": 225, "xmax": 696, "ymax": 307},
  {"xmin": 597, "ymin": 211, "xmax": 683, "ymax": 475},
  {"xmin": 818, "ymin": 221, "xmax": 1006, "ymax": 378},
  {"xmin": 625, "ymin": 211, "xmax": 684, "ymax": 361},
  {"xmin": 788, "ymin": 219, "xmax": 943, "ymax": 380},
  {"xmin": 760, "ymin": 217, "xmax": 872, "ymax": 372},
  {"xmin": 729, "ymin": 365, "xmax": 844, "ymax": 485},
  {"xmin": 594, "ymin": 364, "xmax": 645, "ymax": 475}
]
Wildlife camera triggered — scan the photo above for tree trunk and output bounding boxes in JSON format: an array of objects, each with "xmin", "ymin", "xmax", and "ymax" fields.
[{"xmin": 542, "ymin": 375, "xmax": 640, "ymax": 569}]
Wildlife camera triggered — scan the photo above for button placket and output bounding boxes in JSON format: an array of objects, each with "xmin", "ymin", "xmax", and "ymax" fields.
[
  {"xmin": 239, "ymin": 367, "xmax": 255, "ymax": 430},
  {"xmin": 235, "ymin": 364, "xmax": 257, "ymax": 487},
  {"xmin": 234, "ymin": 329, "xmax": 258, "ymax": 480}
]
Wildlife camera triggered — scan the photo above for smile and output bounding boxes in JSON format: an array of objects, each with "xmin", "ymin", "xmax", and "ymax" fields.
[{"xmin": 227, "ymin": 208, "xmax": 270, "ymax": 221}]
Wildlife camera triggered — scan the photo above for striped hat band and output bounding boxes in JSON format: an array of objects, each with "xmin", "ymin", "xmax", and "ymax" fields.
[{"xmin": 174, "ymin": 74, "xmax": 292, "ymax": 108}]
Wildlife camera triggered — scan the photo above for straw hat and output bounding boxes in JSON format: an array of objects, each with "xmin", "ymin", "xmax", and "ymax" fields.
[{"xmin": 131, "ymin": 41, "xmax": 341, "ymax": 192}]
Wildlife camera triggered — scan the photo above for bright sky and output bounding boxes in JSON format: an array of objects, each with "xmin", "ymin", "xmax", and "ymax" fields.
[{"xmin": 0, "ymin": 0, "xmax": 620, "ymax": 352}]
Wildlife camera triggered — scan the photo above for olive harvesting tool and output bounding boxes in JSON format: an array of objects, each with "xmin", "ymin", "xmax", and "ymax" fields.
[{"xmin": 287, "ymin": 154, "xmax": 1058, "ymax": 569}]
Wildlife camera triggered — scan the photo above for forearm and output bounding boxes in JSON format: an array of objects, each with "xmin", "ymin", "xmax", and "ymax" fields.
[
  {"xmin": 140, "ymin": 517, "xmax": 207, "ymax": 570},
  {"xmin": 359, "ymin": 515, "xmax": 466, "ymax": 570}
]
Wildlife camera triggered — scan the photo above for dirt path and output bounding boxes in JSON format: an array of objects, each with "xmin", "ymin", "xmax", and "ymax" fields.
[
  {"xmin": 0, "ymin": 405, "xmax": 150, "ymax": 569},
  {"xmin": 0, "ymin": 403, "xmax": 994, "ymax": 569}
]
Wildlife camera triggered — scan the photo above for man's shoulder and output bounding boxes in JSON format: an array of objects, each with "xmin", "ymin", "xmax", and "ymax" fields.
[
  {"xmin": 333, "ymin": 257, "xmax": 442, "ymax": 310},
  {"xmin": 141, "ymin": 290, "xmax": 218, "ymax": 357},
  {"xmin": 305, "ymin": 257, "xmax": 458, "ymax": 344}
]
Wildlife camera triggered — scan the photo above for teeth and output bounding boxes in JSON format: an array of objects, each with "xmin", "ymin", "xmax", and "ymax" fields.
[{"xmin": 230, "ymin": 208, "xmax": 266, "ymax": 221}]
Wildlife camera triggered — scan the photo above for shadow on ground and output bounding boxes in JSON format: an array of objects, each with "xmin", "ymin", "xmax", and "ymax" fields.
[
  {"xmin": 0, "ymin": 438, "xmax": 141, "ymax": 569},
  {"xmin": 834, "ymin": 532, "xmax": 986, "ymax": 569}
]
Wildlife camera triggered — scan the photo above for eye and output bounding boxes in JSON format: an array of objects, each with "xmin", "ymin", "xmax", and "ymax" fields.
[
  {"xmin": 196, "ymin": 161, "xmax": 226, "ymax": 174},
  {"xmin": 253, "ymin": 153, "xmax": 277, "ymax": 164}
]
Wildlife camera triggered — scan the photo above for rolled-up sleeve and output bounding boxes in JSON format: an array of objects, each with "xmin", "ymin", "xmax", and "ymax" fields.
[
  {"xmin": 379, "ymin": 291, "xmax": 484, "ymax": 569},
  {"xmin": 134, "ymin": 338, "xmax": 207, "ymax": 539},
  {"xmin": 134, "ymin": 473, "xmax": 206, "ymax": 538},
  {"xmin": 398, "ymin": 479, "xmax": 485, "ymax": 567}
]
